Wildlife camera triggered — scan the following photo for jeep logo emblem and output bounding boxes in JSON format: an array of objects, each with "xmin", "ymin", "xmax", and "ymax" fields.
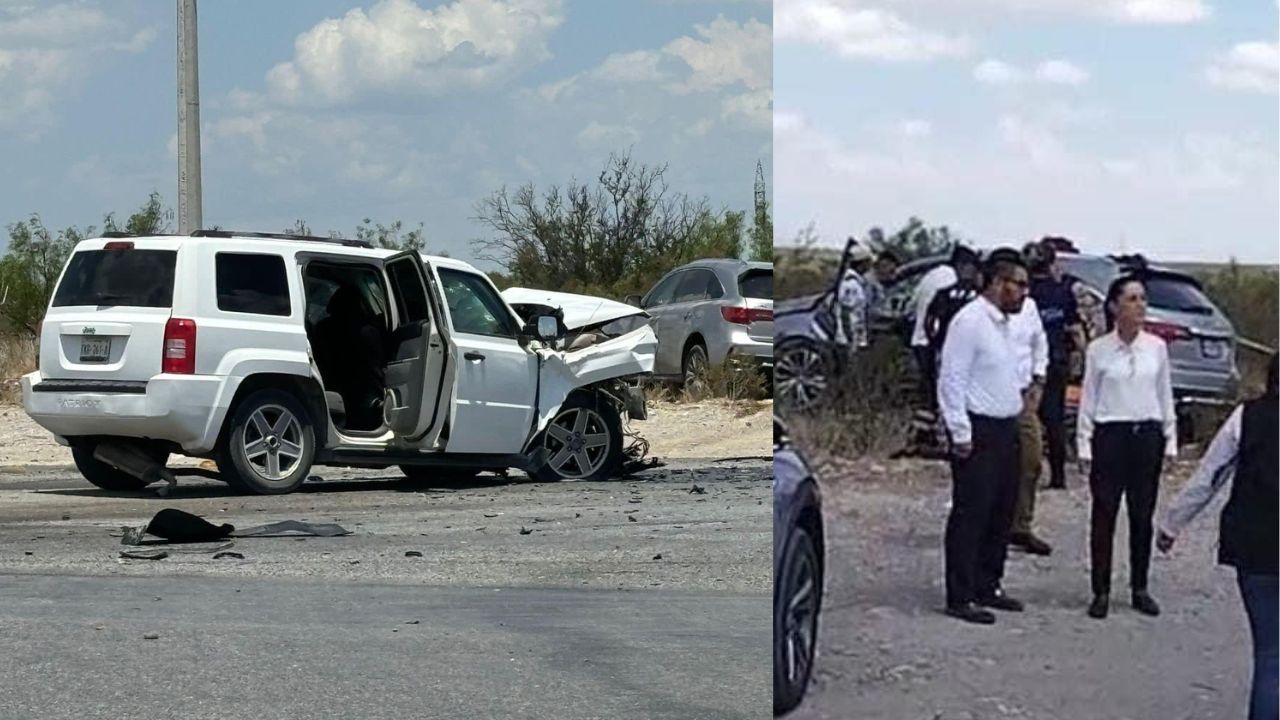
[{"xmin": 82, "ymin": 327, "xmax": 96, "ymax": 335}]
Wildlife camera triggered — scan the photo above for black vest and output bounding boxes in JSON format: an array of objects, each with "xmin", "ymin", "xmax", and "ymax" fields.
[{"xmin": 1218, "ymin": 396, "xmax": 1278, "ymax": 575}]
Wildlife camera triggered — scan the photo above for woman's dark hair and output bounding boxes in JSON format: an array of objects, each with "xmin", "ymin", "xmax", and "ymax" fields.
[
  {"xmin": 1103, "ymin": 274, "xmax": 1145, "ymax": 331},
  {"xmin": 1266, "ymin": 354, "xmax": 1277, "ymax": 398}
]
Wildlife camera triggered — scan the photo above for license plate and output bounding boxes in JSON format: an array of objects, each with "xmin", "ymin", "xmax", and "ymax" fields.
[
  {"xmin": 79, "ymin": 337, "xmax": 111, "ymax": 363},
  {"xmin": 1200, "ymin": 339, "xmax": 1225, "ymax": 359}
]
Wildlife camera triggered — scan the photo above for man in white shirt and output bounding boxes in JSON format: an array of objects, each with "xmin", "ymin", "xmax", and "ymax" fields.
[
  {"xmin": 937, "ymin": 248, "xmax": 1030, "ymax": 625},
  {"xmin": 1008, "ymin": 247, "xmax": 1052, "ymax": 557},
  {"xmin": 906, "ymin": 245, "xmax": 980, "ymax": 454}
]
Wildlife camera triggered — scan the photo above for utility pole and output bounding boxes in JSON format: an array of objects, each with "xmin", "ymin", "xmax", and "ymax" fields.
[{"xmin": 177, "ymin": 0, "xmax": 202, "ymax": 235}]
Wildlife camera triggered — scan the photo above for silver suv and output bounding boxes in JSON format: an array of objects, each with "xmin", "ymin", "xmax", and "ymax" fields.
[{"xmin": 632, "ymin": 259, "xmax": 772, "ymax": 385}]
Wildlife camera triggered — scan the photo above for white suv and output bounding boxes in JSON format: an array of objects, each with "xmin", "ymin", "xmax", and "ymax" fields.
[{"xmin": 21, "ymin": 231, "xmax": 656, "ymax": 494}]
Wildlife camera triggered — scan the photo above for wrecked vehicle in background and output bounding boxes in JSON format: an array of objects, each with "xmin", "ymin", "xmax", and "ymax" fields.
[{"xmin": 21, "ymin": 231, "xmax": 657, "ymax": 495}]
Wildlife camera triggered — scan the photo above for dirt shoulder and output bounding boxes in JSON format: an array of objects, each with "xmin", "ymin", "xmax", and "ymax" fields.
[
  {"xmin": 0, "ymin": 399, "xmax": 772, "ymax": 470},
  {"xmin": 791, "ymin": 452, "xmax": 1251, "ymax": 720}
]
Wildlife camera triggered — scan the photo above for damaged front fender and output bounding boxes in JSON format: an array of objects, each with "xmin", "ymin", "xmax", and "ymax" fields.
[{"xmin": 534, "ymin": 324, "xmax": 656, "ymax": 433}]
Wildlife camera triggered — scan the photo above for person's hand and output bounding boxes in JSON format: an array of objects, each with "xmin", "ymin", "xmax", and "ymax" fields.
[
  {"xmin": 1078, "ymin": 458, "xmax": 1091, "ymax": 477},
  {"xmin": 1156, "ymin": 531, "xmax": 1175, "ymax": 554},
  {"xmin": 1024, "ymin": 386, "xmax": 1043, "ymax": 414},
  {"xmin": 953, "ymin": 442, "xmax": 973, "ymax": 460}
]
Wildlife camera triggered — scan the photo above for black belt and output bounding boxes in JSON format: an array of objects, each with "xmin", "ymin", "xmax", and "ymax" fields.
[{"xmin": 1097, "ymin": 420, "xmax": 1163, "ymax": 434}]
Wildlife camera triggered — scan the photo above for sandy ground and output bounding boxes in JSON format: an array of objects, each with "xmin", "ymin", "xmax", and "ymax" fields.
[
  {"xmin": 0, "ymin": 398, "xmax": 771, "ymax": 470},
  {"xmin": 787, "ymin": 451, "xmax": 1253, "ymax": 720}
]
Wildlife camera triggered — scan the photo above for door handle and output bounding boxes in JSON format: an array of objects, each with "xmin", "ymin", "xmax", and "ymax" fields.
[{"xmin": 464, "ymin": 351, "xmax": 485, "ymax": 362}]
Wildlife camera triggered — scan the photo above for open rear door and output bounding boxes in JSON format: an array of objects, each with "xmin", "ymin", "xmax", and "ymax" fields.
[{"xmin": 381, "ymin": 252, "xmax": 453, "ymax": 447}]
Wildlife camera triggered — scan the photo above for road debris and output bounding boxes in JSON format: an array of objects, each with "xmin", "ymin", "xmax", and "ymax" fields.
[
  {"xmin": 519, "ymin": 527, "xmax": 534, "ymax": 535},
  {"xmin": 405, "ymin": 551, "xmax": 423, "ymax": 558},
  {"xmin": 690, "ymin": 485, "xmax": 707, "ymax": 494},
  {"xmin": 120, "ymin": 550, "xmax": 169, "ymax": 561},
  {"xmin": 212, "ymin": 551, "xmax": 245, "ymax": 560}
]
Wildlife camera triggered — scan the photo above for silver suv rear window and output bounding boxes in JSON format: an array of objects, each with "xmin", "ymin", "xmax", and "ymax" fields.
[
  {"xmin": 51, "ymin": 249, "xmax": 178, "ymax": 308},
  {"xmin": 739, "ymin": 269, "xmax": 772, "ymax": 299}
]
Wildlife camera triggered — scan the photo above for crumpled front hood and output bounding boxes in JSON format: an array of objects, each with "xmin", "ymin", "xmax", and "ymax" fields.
[{"xmin": 501, "ymin": 287, "xmax": 647, "ymax": 331}]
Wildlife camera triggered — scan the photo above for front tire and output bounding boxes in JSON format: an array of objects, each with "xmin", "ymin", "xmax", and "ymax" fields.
[
  {"xmin": 218, "ymin": 389, "xmax": 315, "ymax": 495},
  {"xmin": 775, "ymin": 338, "xmax": 833, "ymax": 414},
  {"xmin": 774, "ymin": 527, "xmax": 821, "ymax": 716},
  {"xmin": 72, "ymin": 442, "xmax": 169, "ymax": 492},
  {"xmin": 531, "ymin": 392, "xmax": 624, "ymax": 482}
]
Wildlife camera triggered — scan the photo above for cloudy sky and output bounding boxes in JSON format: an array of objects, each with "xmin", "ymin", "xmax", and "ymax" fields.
[
  {"xmin": 775, "ymin": 0, "xmax": 1278, "ymax": 263},
  {"xmin": 0, "ymin": 0, "xmax": 771, "ymax": 266}
]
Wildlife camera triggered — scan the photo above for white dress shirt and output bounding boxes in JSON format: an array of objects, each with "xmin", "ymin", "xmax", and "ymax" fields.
[
  {"xmin": 937, "ymin": 295, "xmax": 1025, "ymax": 445},
  {"xmin": 911, "ymin": 264, "xmax": 957, "ymax": 347},
  {"xmin": 1076, "ymin": 330, "xmax": 1177, "ymax": 461},
  {"xmin": 1009, "ymin": 296, "xmax": 1048, "ymax": 389},
  {"xmin": 1159, "ymin": 405, "xmax": 1240, "ymax": 538}
]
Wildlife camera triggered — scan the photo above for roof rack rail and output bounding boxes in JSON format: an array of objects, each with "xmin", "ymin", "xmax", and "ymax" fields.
[
  {"xmin": 99, "ymin": 231, "xmax": 185, "ymax": 239},
  {"xmin": 191, "ymin": 229, "xmax": 374, "ymax": 249}
]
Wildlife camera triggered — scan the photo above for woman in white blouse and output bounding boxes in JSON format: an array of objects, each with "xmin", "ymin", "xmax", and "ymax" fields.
[{"xmin": 1076, "ymin": 275, "xmax": 1177, "ymax": 620}]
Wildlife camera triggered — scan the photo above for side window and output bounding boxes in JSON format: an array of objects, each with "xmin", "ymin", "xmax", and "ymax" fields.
[
  {"xmin": 643, "ymin": 272, "xmax": 682, "ymax": 309},
  {"xmin": 673, "ymin": 269, "xmax": 713, "ymax": 303},
  {"xmin": 705, "ymin": 270, "xmax": 726, "ymax": 299},
  {"xmin": 438, "ymin": 268, "xmax": 519, "ymax": 338},
  {"xmin": 215, "ymin": 253, "xmax": 291, "ymax": 316},
  {"xmin": 385, "ymin": 258, "xmax": 431, "ymax": 324}
]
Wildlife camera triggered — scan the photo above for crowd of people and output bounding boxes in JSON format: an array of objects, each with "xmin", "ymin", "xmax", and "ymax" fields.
[{"xmin": 821, "ymin": 235, "xmax": 1276, "ymax": 718}]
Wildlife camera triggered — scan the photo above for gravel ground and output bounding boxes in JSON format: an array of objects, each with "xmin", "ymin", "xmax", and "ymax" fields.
[{"xmin": 790, "ymin": 452, "xmax": 1253, "ymax": 720}]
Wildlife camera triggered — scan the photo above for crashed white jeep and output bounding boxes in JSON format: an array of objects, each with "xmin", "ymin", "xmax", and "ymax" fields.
[{"xmin": 21, "ymin": 232, "xmax": 656, "ymax": 495}]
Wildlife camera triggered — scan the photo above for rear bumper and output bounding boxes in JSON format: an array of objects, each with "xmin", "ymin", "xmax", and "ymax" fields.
[
  {"xmin": 725, "ymin": 335, "xmax": 773, "ymax": 371},
  {"xmin": 1171, "ymin": 367, "xmax": 1239, "ymax": 403},
  {"xmin": 22, "ymin": 371, "xmax": 228, "ymax": 454}
]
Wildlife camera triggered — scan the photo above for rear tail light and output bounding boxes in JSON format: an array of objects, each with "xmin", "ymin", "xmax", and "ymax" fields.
[
  {"xmin": 163, "ymin": 317, "xmax": 198, "ymax": 374},
  {"xmin": 1144, "ymin": 321, "xmax": 1190, "ymax": 343},
  {"xmin": 720, "ymin": 306, "xmax": 774, "ymax": 325},
  {"xmin": 103, "ymin": 241, "xmax": 134, "ymax": 250}
]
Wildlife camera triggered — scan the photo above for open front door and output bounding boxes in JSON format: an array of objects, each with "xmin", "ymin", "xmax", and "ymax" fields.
[{"xmin": 381, "ymin": 252, "xmax": 453, "ymax": 447}]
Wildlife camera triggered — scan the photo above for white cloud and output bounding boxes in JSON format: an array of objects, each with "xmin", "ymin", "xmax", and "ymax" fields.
[
  {"xmin": 775, "ymin": 0, "xmax": 971, "ymax": 62},
  {"xmin": 974, "ymin": 59, "xmax": 1023, "ymax": 85},
  {"xmin": 593, "ymin": 50, "xmax": 666, "ymax": 84},
  {"xmin": 1035, "ymin": 59, "xmax": 1090, "ymax": 85},
  {"xmin": 0, "ymin": 2, "xmax": 155, "ymax": 131},
  {"xmin": 538, "ymin": 16, "xmax": 771, "ymax": 129},
  {"xmin": 1205, "ymin": 41, "xmax": 1279, "ymax": 95},
  {"xmin": 576, "ymin": 122, "xmax": 642, "ymax": 150},
  {"xmin": 266, "ymin": 0, "xmax": 565, "ymax": 104},
  {"xmin": 666, "ymin": 16, "xmax": 771, "ymax": 92},
  {"xmin": 900, "ymin": 119, "xmax": 932, "ymax": 137},
  {"xmin": 974, "ymin": 58, "xmax": 1090, "ymax": 85},
  {"xmin": 879, "ymin": 0, "xmax": 1209, "ymax": 24}
]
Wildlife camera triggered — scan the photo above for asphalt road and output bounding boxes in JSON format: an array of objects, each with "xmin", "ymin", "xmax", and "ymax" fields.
[{"xmin": 0, "ymin": 459, "xmax": 771, "ymax": 720}]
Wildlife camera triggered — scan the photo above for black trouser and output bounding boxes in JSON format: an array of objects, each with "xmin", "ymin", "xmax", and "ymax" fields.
[
  {"xmin": 913, "ymin": 345, "xmax": 937, "ymax": 409},
  {"xmin": 1038, "ymin": 362, "xmax": 1069, "ymax": 486},
  {"xmin": 945, "ymin": 414, "xmax": 1020, "ymax": 607},
  {"xmin": 1089, "ymin": 421, "xmax": 1164, "ymax": 597}
]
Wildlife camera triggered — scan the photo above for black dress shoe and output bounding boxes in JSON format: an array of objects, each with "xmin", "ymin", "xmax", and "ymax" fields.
[
  {"xmin": 1088, "ymin": 595, "xmax": 1109, "ymax": 619},
  {"xmin": 977, "ymin": 590, "xmax": 1025, "ymax": 612},
  {"xmin": 1010, "ymin": 532, "xmax": 1053, "ymax": 556},
  {"xmin": 1132, "ymin": 591, "xmax": 1161, "ymax": 617},
  {"xmin": 946, "ymin": 603, "xmax": 996, "ymax": 625}
]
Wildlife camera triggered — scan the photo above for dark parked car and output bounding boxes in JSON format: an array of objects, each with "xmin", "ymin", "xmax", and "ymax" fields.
[{"xmin": 773, "ymin": 416, "xmax": 824, "ymax": 715}]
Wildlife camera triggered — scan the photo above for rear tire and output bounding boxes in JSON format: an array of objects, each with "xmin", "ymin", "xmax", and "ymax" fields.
[
  {"xmin": 218, "ymin": 389, "xmax": 316, "ymax": 495},
  {"xmin": 72, "ymin": 443, "xmax": 169, "ymax": 492},
  {"xmin": 682, "ymin": 342, "xmax": 710, "ymax": 392},
  {"xmin": 531, "ymin": 391, "xmax": 624, "ymax": 482}
]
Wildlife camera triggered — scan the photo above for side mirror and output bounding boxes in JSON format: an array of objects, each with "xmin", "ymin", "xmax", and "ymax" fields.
[
  {"xmin": 536, "ymin": 315, "xmax": 558, "ymax": 341},
  {"xmin": 623, "ymin": 294, "xmax": 643, "ymax": 308}
]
